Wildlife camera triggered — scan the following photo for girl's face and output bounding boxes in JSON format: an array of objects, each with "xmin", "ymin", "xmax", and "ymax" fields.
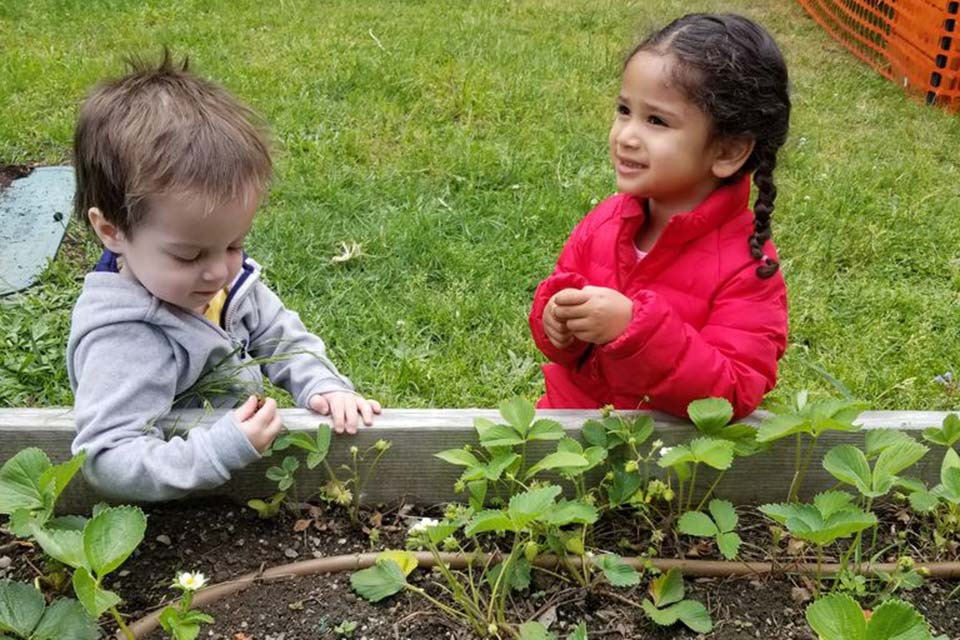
[{"xmin": 609, "ymin": 51, "xmax": 724, "ymax": 216}]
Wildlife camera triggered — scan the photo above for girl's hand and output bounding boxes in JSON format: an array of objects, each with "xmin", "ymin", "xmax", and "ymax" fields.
[
  {"xmin": 544, "ymin": 291, "xmax": 576, "ymax": 349},
  {"xmin": 309, "ymin": 392, "xmax": 381, "ymax": 435},
  {"xmin": 234, "ymin": 395, "xmax": 283, "ymax": 453},
  {"xmin": 553, "ymin": 286, "xmax": 633, "ymax": 345}
]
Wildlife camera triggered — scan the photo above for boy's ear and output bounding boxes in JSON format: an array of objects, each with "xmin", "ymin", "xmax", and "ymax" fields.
[
  {"xmin": 710, "ymin": 136, "xmax": 756, "ymax": 180},
  {"xmin": 87, "ymin": 207, "xmax": 126, "ymax": 252}
]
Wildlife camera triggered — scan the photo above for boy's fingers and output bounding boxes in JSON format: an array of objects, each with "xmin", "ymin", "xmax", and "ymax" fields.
[
  {"xmin": 553, "ymin": 304, "xmax": 589, "ymax": 321},
  {"xmin": 234, "ymin": 395, "xmax": 258, "ymax": 421},
  {"xmin": 329, "ymin": 395, "xmax": 346, "ymax": 433},
  {"xmin": 370, "ymin": 399, "xmax": 382, "ymax": 414},
  {"xmin": 309, "ymin": 395, "xmax": 330, "ymax": 415},
  {"xmin": 359, "ymin": 399, "xmax": 374, "ymax": 426}
]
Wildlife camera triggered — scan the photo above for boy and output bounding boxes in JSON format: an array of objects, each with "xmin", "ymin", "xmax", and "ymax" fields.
[{"xmin": 68, "ymin": 52, "xmax": 380, "ymax": 501}]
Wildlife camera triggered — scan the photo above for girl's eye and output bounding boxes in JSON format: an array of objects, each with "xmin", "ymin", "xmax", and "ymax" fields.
[
  {"xmin": 228, "ymin": 245, "xmax": 243, "ymax": 253},
  {"xmin": 616, "ymin": 103, "xmax": 630, "ymax": 116},
  {"xmin": 173, "ymin": 254, "xmax": 200, "ymax": 263},
  {"xmin": 647, "ymin": 115, "xmax": 667, "ymax": 126}
]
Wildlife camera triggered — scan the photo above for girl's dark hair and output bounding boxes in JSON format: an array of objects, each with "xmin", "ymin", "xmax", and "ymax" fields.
[{"xmin": 628, "ymin": 14, "xmax": 790, "ymax": 278}]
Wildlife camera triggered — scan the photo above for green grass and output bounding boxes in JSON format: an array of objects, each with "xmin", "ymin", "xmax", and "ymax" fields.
[{"xmin": 2, "ymin": 0, "xmax": 959, "ymax": 410}]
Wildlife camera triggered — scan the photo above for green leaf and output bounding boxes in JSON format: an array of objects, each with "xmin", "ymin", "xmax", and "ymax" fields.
[
  {"xmin": 626, "ymin": 415, "xmax": 655, "ymax": 445},
  {"xmin": 31, "ymin": 524, "xmax": 87, "ymax": 570},
  {"xmin": 708, "ymin": 499, "xmax": 738, "ymax": 533},
  {"xmin": 435, "ymin": 449, "xmax": 481, "ymax": 467},
  {"xmin": 865, "ymin": 430, "xmax": 914, "ymax": 458},
  {"xmin": 280, "ymin": 456, "xmax": 299, "ymax": 473},
  {"xmin": 32, "ymin": 599, "xmax": 99, "ymax": 640},
  {"xmin": 595, "ymin": 554, "xmax": 640, "ymax": 587},
  {"xmin": 872, "ymin": 441, "xmax": 929, "ymax": 495},
  {"xmin": 658, "ymin": 444, "xmax": 693, "ymax": 468},
  {"xmin": 677, "ymin": 511, "xmax": 718, "ymax": 537},
  {"xmin": 643, "ymin": 599, "xmax": 713, "ymax": 633},
  {"xmin": 813, "ymin": 491, "xmax": 857, "ymax": 521},
  {"xmin": 923, "ymin": 414, "xmax": 960, "ymax": 448},
  {"xmin": 581, "ymin": 420, "xmax": 607, "ymax": 447},
  {"xmin": 376, "ymin": 551, "xmax": 418, "ymax": 576},
  {"xmin": 273, "ymin": 431, "xmax": 316, "ymax": 452},
  {"xmin": 499, "ymin": 397, "xmax": 536, "ymax": 435},
  {"xmin": 487, "ymin": 557, "xmax": 531, "ymax": 592},
  {"xmin": 582, "ymin": 446, "xmax": 607, "ymax": 469},
  {"xmin": 648, "ymin": 568, "xmax": 685, "ymax": 607},
  {"xmin": 72, "ymin": 567, "xmax": 121, "ymax": 618},
  {"xmin": 908, "ymin": 490, "xmax": 940, "ymax": 513},
  {"xmin": 426, "ymin": 521, "xmax": 459, "ymax": 546},
  {"xmin": 314, "ymin": 425, "xmax": 332, "ymax": 457},
  {"xmin": 465, "ymin": 510, "xmax": 514, "ymax": 536},
  {"xmin": 823, "ymin": 445, "xmax": 872, "ymax": 495},
  {"xmin": 543, "ymin": 500, "xmax": 598, "ymax": 526},
  {"xmin": 716, "ymin": 532, "xmax": 742, "ymax": 560},
  {"xmin": 38, "ymin": 452, "xmax": 86, "ymax": 505},
  {"xmin": 756, "ymin": 414, "xmax": 807, "ymax": 443},
  {"xmin": 528, "ymin": 419, "xmax": 565, "ymax": 441},
  {"xmin": 484, "ymin": 453, "xmax": 520, "ymax": 481},
  {"xmin": 466, "ymin": 480, "xmax": 487, "ymax": 512},
  {"xmin": 805, "ymin": 594, "xmax": 866, "ymax": 640},
  {"xmin": 567, "ymin": 622, "xmax": 588, "ymax": 640},
  {"xmin": 518, "ymin": 622, "xmax": 552, "ymax": 640},
  {"xmin": 866, "ymin": 598, "xmax": 932, "ymax": 640},
  {"xmin": 607, "ymin": 467, "xmax": 642, "ymax": 506},
  {"xmin": 689, "ymin": 438, "xmax": 735, "ymax": 470},
  {"xmin": 306, "ymin": 451, "xmax": 323, "ymax": 469},
  {"xmin": 508, "ymin": 485, "xmax": 562, "ymax": 529},
  {"xmin": 687, "ymin": 398, "xmax": 733, "ymax": 434},
  {"xmin": 350, "ymin": 560, "xmax": 407, "ymax": 602},
  {"xmin": 0, "ymin": 448, "xmax": 50, "ymax": 514},
  {"xmin": 479, "ymin": 425, "xmax": 524, "ymax": 448},
  {"xmin": 758, "ymin": 502, "xmax": 795, "ymax": 525},
  {"xmin": 525, "ymin": 452, "xmax": 589, "ymax": 479},
  {"xmin": 47, "ymin": 515, "xmax": 88, "ymax": 532},
  {"xmin": 0, "ymin": 579, "xmax": 45, "ymax": 636},
  {"xmin": 84, "ymin": 505, "xmax": 147, "ymax": 578}
]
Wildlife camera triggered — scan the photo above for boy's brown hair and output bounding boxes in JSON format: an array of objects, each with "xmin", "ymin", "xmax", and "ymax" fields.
[{"xmin": 73, "ymin": 50, "xmax": 272, "ymax": 236}]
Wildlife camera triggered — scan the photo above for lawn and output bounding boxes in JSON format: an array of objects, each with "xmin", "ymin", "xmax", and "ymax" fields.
[{"xmin": 1, "ymin": 0, "xmax": 959, "ymax": 411}]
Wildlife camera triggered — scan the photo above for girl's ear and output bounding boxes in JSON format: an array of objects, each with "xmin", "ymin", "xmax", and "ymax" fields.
[
  {"xmin": 87, "ymin": 207, "xmax": 126, "ymax": 253},
  {"xmin": 710, "ymin": 136, "xmax": 756, "ymax": 180}
]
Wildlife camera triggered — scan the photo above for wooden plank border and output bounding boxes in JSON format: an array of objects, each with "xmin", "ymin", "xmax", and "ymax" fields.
[{"xmin": 0, "ymin": 408, "xmax": 953, "ymax": 513}]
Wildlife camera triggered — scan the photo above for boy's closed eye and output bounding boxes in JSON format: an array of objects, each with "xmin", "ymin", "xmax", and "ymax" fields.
[{"xmin": 646, "ymin": 114, "xmax": 668, "ymax": 127}]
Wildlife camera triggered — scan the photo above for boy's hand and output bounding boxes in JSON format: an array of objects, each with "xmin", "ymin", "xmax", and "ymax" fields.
[
  {"xmin": 553, "ymin": 286, "xmax": 633, "ymax": 345},
  {"xmin": 309, "ymin": 391, "xmax": 381, "ymax": 435},
  {"xmin": 544, "ymin": 291, "xmax": 576, "ymax": 349},
  {"xmin": 234, "ymin": 395, "xmax": 282, "ymax": 453}
]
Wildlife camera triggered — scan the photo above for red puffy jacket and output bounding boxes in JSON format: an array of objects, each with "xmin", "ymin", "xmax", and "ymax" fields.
[{"xmin": 529, "ymin": 175, "xmax": 788, "ymax": 419}]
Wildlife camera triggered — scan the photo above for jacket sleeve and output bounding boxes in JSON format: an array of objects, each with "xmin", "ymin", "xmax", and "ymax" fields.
[
  {"xmin": 529, "ymin": 219, "xmax": 592, "ymax": 368},
  {"xmin": 599, "ymin": 263, "xmax": 788, "ymax": 419},
  {"xmin": 245, "ymin": 281, "xmax": 355, "ymax": 407},
  {"xmin": 71, "ymin": 324, "xmax": 261, "ymax": 502}
]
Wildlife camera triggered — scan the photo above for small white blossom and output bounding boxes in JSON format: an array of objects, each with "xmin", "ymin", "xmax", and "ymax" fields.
[
  {"xmin": 409, "ymin": 518, "xmax": 439, "ymax": 533},
  {"xmin": 659, "ymin": 446, "xmax": 674, "ymax": 458},
  {"xmin": 176, "ymin": 571, "xmax": 207, "ymax": 591}
]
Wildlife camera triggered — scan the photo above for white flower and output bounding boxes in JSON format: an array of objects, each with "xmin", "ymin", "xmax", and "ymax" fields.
[
  {"xmin": 659, "ymin": 447, "xmax": 674, "ymax": 458},
  {"xmin": 409, "ymin": 518, "xmax": 439, "ymax": 533},
  {"xmin": 176, "ymin": 571, "xmax": 208, "ymax": 591}
]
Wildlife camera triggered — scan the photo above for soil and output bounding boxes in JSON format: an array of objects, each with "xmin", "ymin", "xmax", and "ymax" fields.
[
  {"xmin": 0, "ymin": 163, "xmax": 32, "ymax": 191},
  {"xmin": 2, "ymin": 498, "xmax": 958, "ymax": 640}
]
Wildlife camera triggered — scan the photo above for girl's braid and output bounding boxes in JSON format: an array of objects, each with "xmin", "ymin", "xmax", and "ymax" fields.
[{"xmin": 750, "ymin": 149, "xmax": 779, "ymax": 279}]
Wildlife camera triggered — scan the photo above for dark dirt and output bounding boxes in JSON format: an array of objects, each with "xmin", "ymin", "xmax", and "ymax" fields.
[
  {"xmin": 0, "ymin": 163, "xmax": 32, "ymax": 191},
  {"xmin": 1, "ymin": 499, "xmax": 958, "ymax": 640}
]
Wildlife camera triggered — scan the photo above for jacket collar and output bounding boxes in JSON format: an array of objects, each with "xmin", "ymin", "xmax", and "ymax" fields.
[{"xmin": 621, "ymin": 173, "xmax": 751, "ymax": 248}]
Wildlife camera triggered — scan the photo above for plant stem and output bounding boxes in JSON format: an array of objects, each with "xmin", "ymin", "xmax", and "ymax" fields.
[
  {"xmin": 110, "ymin": 606, "xmax": 135, "ymax": 640},
  {"xmin": 686, "ymin": 463, "xmax": 699, "ymax": 512},
  {"xmin": 791, "ymin": 438, "xmax": 819, "ymax": 503},
  {"xmin": 695, "ymin": 471, "xmax": 726, "ymax": 512}
]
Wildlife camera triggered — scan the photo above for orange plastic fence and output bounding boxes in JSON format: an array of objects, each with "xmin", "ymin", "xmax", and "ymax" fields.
[{"xmin": 798, "ymin": 0, "xmax": 960, "ymax": 111}]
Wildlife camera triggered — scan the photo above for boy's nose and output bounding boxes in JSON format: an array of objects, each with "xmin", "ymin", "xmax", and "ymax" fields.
[{"xmin": 202, "ymin": 259, "xmax": 229, "ymax": 282}]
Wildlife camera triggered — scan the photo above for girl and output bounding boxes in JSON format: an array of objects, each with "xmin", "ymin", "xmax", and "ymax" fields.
[{"xmin": 529, "ymin": 13, "xmax": 790, "ymax": 419}]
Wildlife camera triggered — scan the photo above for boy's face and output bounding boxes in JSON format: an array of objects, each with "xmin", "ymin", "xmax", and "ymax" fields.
[{"xmin": 98, "ymin": 190, "xmax": 258, "ymax": 312}]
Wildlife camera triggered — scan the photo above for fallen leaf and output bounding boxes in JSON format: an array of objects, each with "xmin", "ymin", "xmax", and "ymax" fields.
[{"xmin": 293, "ymin": 519, "xmax": 312, "ymax": 533}]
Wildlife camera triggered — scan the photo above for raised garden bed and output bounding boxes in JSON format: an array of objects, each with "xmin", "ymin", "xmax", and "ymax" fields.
[{"xmin": 1, "ymin": 398, "xmax": 958, "ymax": 639}]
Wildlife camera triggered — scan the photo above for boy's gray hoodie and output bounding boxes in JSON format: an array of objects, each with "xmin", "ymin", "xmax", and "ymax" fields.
[{"xmin": 67, "ymin": 254, "xmax": 354, "ymax": 502}]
